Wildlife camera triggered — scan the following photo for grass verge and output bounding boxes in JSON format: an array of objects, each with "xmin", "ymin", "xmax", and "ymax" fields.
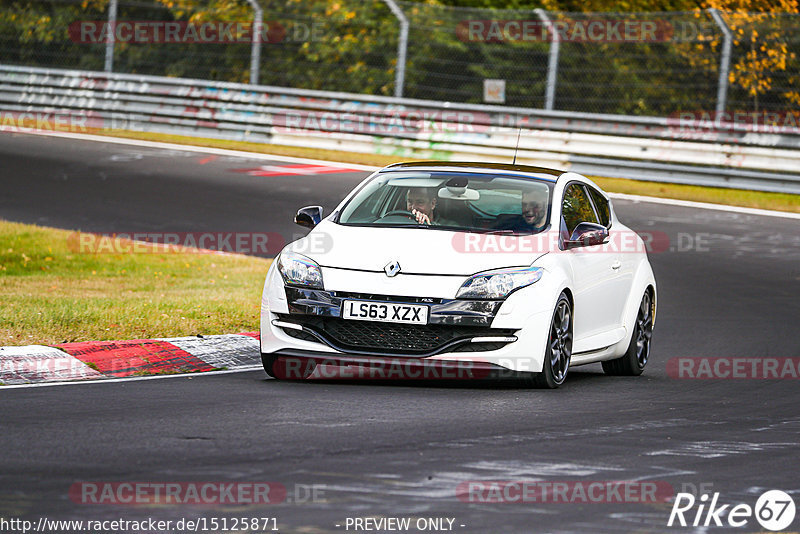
[
  {"xmin": 0, "ymin": 219, "xmax": 269, "ymax": 346},
  {"xmin": 106, "ymin": 130, "xmax": 798, "ymax": 213}
]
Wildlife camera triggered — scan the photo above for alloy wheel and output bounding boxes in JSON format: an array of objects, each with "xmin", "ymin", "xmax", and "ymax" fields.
[
  {"xmin": 635, "ymin": 292, "xmax": 653, "ymax": 368},
  {"xmin": 549, "ymin": 299, "xmax": 572, "ymax": 384}
]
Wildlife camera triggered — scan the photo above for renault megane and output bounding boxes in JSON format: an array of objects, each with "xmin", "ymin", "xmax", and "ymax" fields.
[{"xmin": 259, "ymin": 162, "xmax": 656, "ymax": 388}]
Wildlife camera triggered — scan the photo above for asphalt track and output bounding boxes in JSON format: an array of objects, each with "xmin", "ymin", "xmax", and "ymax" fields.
[{"xmin": 1, "ymin": 132, "xmax": 799, "ymax": 533}]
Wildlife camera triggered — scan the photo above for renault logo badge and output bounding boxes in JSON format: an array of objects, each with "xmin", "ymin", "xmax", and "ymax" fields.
[{"xmin": 384, "ymin": 260, "xmax": 401, "ymax": 277}]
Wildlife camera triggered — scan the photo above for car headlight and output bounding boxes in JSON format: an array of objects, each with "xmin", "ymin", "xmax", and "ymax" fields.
[
  {"xmin": 456, "ymin": 266, "xmax": 543, "ymax": 300},
  {"xmin": 277, "ymin": 251, "xmax": 323, "ymax": 289}
]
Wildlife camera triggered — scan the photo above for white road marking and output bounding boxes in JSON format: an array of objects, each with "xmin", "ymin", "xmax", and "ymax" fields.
[
  {"xmin": 609, "ymin": 192, "xmax": 800, "ymax": 220},
  {"xmin": 8, "ymin": 129, "xmax": 797, "ymax": 219},
  {"xmin": 0, "ymin": 365, "xmax": 265, "ymax": 390},
  {"xmin": 4, "ymin": 128, "xmax": 379, "ymax": 170}
]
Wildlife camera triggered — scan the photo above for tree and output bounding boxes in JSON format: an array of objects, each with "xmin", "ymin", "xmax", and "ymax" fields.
[{"xmin": 684, "ymin": 0, "xmax": 798, "ymax": 112}]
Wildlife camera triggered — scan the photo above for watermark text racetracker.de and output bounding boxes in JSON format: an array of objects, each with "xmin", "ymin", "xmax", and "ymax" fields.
[
  {"xmin": 272, "ymin": 110, "xmax": 491, "ymax": 135},
  {"xmin": 66, "ymin": 479, "xmax": 325, "ymax": 504},
  {"xmin": 667, "ymin": 357, "xmax": 800, "ymax": 379},
  {"xmin": 0, "ymin": 111, "xmax": 191, "ymax": 134},
  {"xmin": 69, "ymin": 20, "xmax": 324, "ymax": 44},
  {"xmin": 0, "ymin": 111, "xmax": 97, "ymax": 133},
  {"xmin": 275, "ymin": 357, "xmax": 494, "ymax": 381},
  {"xmin": 668, "ymin": 110, "xmax": 800, "ymax": 136},
  {"xmin": 459, "ymin": 480, "xmax": 674, "ymax": 503},
  {"xmin": 451, "ymin": 229, "xmax": 710, "ymax": 254},
  {"xmin": 67, "ymin": 231, "xmax": 334, "ymax": 256},
  {"xmin": 67, "ymin": 231, "xmax": 286, "ymax": 256},
  {"xmin": 70, "ymin": 481, "xmax": 287, "ymax": 505},
  {"xmin": 456, "ymin": 18, "xmax": 716, "ymax": 43}
]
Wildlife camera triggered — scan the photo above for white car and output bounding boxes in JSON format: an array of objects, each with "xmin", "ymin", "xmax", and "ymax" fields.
[{"xmin": 260, "ymin": 162, "xmax": 656, "ymax": 388}]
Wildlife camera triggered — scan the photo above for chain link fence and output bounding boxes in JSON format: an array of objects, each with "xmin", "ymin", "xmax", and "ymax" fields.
[{"xmin": 1, "ymin": 0, "xmax": 798, "ymax": 116}]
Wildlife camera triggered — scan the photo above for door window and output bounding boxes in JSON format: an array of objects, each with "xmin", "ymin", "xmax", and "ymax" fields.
[
  {"xmin": 561, "ymin": 183, "xmax": 599, "ymax": 236},
  {"xmin": 587, "ymin": 187, "xmax": 611, "ymax": 228}
]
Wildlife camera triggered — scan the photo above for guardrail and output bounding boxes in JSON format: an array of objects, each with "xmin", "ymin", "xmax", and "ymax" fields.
[{"xmin": 1, "ymin": 64, "xmax": 799, "ymax": 194}]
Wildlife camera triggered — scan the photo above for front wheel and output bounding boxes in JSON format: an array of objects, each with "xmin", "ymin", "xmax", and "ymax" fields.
[
  {"xmin": 602, "ymin": 290, "xmax": 653, "ymax": 376},
  {"xmin": 261, "ymin": 353, "xmax": 278, "ymax": 378},
  {"xmin": 524, "ymin": 293, "xmax": 572, "ymax": 389},
  {"xmin": 261, "ymin": 353, "xmax": 316, "ymax": 380}
]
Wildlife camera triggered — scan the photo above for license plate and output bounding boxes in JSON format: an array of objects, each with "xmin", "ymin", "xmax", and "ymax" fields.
[{"xmin": 341, "ymin": 300, "xmax": 429, "ymax": 325}]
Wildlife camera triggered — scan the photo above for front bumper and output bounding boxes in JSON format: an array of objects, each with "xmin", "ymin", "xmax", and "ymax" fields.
[
  {"xmin": 274, "ymin": 287, "xmax": 516, "ymax": 357},
  {"xmin": 260, "ymin": 262, "xmax": 559, "ymax": 373}
]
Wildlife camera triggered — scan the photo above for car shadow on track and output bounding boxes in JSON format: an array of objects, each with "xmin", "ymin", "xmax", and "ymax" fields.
[{"xmin": 261, "ymin": 369, "xmax": 606, "ymax": 390}]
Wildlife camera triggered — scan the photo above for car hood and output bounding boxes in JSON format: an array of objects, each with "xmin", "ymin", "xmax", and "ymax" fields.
[{"xmin": 284, "ymin": 220, "xmax": 548, "ymax": 276}]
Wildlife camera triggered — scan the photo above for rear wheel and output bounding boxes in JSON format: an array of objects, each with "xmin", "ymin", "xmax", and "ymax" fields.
[
  {"xmin": 602, "ymin": 290, "xmax": 653, "ymax": 376},
  {"xmin": 525, "ymin": 293, "xmax": 572, "ymax": 389}
]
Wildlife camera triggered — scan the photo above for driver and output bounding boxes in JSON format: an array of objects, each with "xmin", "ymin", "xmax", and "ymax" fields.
[{"xmin": 406, "ymin": 187, "xmax": 440, "ymax": 225}]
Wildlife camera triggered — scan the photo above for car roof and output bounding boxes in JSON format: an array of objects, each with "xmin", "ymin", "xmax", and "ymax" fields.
[{"xmin": 381, "ymin": 161, "xmax": 565, "ymax": 181}]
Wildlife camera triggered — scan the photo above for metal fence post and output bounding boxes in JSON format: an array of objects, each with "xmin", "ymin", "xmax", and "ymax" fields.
[
  {"xmin": 104, "ymin": 0, "xmax": 117, "ymax": 73},
  {"xmin": 708, "ymin": 8, "xmax": 732, "ymax": 114},
  {"xmin": 245, "ymin": 0, "xmax": 263, "ymax": 85},
  {"xmin": 534, "ymin": 8, "xmax": 560, "ymax": 111},
  {"xmin": 381, "ymin": 0, "xmax": 408, "ymax": 98}
]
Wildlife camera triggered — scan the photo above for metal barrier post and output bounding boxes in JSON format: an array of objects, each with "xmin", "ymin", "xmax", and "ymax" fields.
[
  {"xmin": 245, "ymin": 0, "xmax": 263, "ymax": 85},
  {"xmin": 104, "ymin": 0, "xmax": 117, "ymax": 73},
  {"xmin": 534, "ymin": 8, "xmax": 560, "ymax": 111},
  {"xmin": 708, "ymin": 8, "xmax": 732, "ymax": 115},
  {"xmin": 381, "ymin": 0, "xmax": 409, "ymax": 98}
]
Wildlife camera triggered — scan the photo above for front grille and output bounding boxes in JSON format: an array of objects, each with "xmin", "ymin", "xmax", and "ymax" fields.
[
  {"xmin": 282, "ymin": 328, "xmax": 318, "ymax": 344},
  {"xmin": 277, "ymin": 314, "xmax": 515, "ymax": 355},
  {"xmin": 451, "ymin": 341, "xmax": 509, "ymax": 352}
]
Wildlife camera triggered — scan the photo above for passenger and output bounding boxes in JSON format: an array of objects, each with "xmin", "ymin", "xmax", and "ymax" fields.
[
  {"xmin": 521, "ymin": 189, "xmax": 548, "ymax": 228},
  {"xmin": 494, "ymin": 189, "xmax": 549, "ymax": 233}
]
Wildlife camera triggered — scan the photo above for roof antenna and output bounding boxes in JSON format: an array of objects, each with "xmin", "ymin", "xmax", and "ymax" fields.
[{"xmin": 512, "ymin": 123, "xmax": 523, "ymax": 165}]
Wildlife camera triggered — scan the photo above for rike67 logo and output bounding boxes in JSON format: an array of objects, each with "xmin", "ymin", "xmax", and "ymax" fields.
[{"xmin": 668, "ymin": 490, "xmax": 795, "ymax": 531}]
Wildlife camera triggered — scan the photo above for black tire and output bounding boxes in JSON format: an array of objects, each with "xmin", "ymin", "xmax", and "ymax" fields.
[
  {"xmin": 524, "ymin": 293, "xmax": 573, "ymax": 389},
  {"xmin": 602, "ymin": 290, "xmax": 653, "ymax": 376},
  {"xmin": 261, "ymin": 353, "xmax": 278, "ymax": 379},
  {"xmin": 261, "ymin": 353, "xmax": 317, "ymax": 380}
]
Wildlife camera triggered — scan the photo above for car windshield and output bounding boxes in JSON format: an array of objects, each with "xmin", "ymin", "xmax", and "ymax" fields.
[{"xmin": 337, "ymin": 170, "xmax": 554, "ymax": 234}]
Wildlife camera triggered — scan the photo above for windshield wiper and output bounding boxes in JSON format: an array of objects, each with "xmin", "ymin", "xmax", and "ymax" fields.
[
  {"xmin": 366, "ymin": 223, "xmax": 427, "ymax": 228},
  {"xmin": 460, "ymin": 228, "xmax": 535, "ymax": 235}
]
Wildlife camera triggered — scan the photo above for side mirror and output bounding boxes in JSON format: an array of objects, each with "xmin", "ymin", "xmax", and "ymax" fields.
[
  {"xmin": 295, "ymin": 206, "xmax": 324, "ymax": 229},
  {"xmin": 565, "ymin": 222, "xmax": 609, "ymax": 249}
]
